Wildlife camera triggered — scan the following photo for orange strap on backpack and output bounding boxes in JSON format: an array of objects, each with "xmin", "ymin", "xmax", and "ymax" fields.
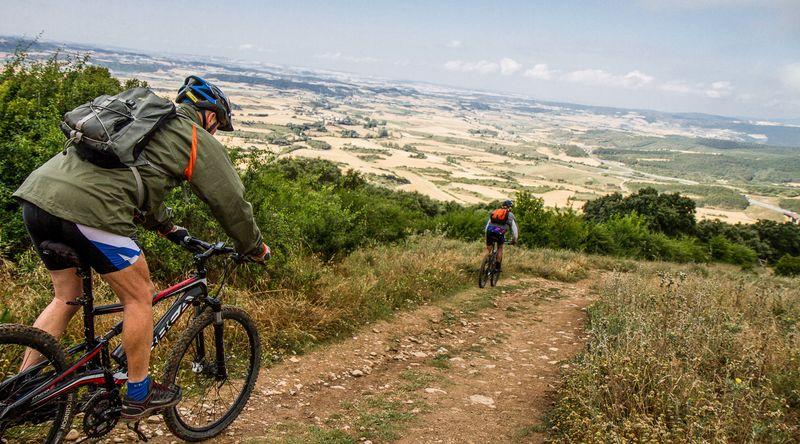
[{"xmin": 184, "ymin": 125, "xmax": 197, "ymax": 181}]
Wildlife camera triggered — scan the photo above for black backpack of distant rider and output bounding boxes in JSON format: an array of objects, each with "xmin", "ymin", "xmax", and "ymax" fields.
[{"xmin": 60, "ymin": 87, "xmax": 177, "ymax": 168}]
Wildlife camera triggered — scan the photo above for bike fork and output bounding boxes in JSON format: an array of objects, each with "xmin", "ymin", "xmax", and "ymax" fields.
[
  {"xmin": 193, "ymin": 299, "xmax": 227, "ymax": 380},
  {"xmin": 210, "ymin": 300, "xmax": 228, "ymax": 380}
]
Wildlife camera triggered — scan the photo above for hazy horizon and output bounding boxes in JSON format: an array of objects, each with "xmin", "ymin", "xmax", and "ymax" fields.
[{"xmin": 3, "ymin": 0, "xmax": 799, "ymax": 121}]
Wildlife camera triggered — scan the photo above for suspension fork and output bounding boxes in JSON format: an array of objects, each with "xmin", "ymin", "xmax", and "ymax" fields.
[
  {"xmin": 192, "ymin": 298, "xmax": 227, "ymax": 380},
  {"xmin": 210, "ymin": 299, "xmax": 227, "ymax": 380}
]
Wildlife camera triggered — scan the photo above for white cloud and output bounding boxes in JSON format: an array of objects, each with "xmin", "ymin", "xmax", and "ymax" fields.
[
  {"xmin": 563, "ymin": 68, "xmax": 654, "ymax": 88},
  {"xmin": 622, "ymin": 70, "xmax": 655, "ymax": 88},
  {"xmin": 444, "ymin": 60, "xmax": 499, "ymax": 74},
  {"xmin": 705, "ymin": 81, "xmax": 734, "ymax": 98},
  {"xmin": 238, "ymin": 43, "xmax": 256, "ymax": 51},
  {"xmin": 446, "ymin": 40, "xmax": 462, "ymax": 48},
  {"xmin": 660, "ymin": 80, "xmax": 694, "ymax": 94},
  {"xmin": 780, "ymin": 63, "xmax": 800, "ymax": 93},
  {"xmin": 500, "ymin": 58, "xmax": 522, "ymax": 75},
  {"xmin": 523, "ymin": 63, "xmax": 556, "ymax": 80}
]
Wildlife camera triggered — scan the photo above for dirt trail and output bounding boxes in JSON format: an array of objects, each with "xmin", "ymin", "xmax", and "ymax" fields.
[{"xmin": 107, "ymin": 274, "xmax": 594, "ymax": 443}]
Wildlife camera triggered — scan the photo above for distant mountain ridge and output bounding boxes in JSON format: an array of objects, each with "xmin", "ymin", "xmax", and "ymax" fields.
[{"xmin": 2, "ymin": 35, "xmax": 798, "ymax": 147}]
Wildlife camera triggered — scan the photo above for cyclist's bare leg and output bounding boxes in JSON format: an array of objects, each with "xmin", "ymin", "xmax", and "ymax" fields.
[
  {"xmin": 101, "ymin": 254, "xmax": 156, "ymax": 383},
  {"xmin": 21, "ymin": 269, "xmax": 82, "ymax": 370},
  {"xmin": 496, "ymin": 244, "xmax": 504, "ymax": 264}
]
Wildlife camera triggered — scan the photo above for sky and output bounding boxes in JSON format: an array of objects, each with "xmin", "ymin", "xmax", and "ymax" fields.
[{"xmin": 2, "ymin": 0, "xmax": 799, "ymax": 120}]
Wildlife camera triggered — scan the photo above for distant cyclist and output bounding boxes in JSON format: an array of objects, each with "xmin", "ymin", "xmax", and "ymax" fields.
[
  {"xmin": 13, "ymin": 75, "xmax": 269, "ymax": 421},
  {"xmin": 484, "ymin": 199, "xmax": 519, "ymax": 272}
]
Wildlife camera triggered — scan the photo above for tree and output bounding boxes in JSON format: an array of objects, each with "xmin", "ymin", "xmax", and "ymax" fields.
[{"xmin": 582, "ymin": 187, "xmax": 696, "ymax": 237}]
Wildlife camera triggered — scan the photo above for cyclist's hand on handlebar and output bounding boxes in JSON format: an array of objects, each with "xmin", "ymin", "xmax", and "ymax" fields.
[
  {"xmin": 159, "ymin": 225, "xmax": 190, "ymax": 246},
  {"xmin": 247, "ymin": 242, "xmax": 271, "ymax": 264}
]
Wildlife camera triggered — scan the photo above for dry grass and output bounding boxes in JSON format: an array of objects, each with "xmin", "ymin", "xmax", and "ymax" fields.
[{"xmin": 549, "ymin": 266, "xmax": 800, "ymax": 442}]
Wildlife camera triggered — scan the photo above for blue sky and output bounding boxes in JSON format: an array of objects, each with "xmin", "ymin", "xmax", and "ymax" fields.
[{"xmin": 3, "ymin": 0, "xmax": 799, "ymax": 120}]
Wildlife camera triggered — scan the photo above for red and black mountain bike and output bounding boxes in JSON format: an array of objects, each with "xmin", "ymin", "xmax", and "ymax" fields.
[{"xmin": 0, "ymin": 237, "xmax": 260, "ymax": 443}]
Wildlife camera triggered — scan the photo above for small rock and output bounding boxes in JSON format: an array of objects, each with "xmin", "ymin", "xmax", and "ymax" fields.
[
  {"xmin": 289, "ymin": 357, "xmax": 300, "ymax": 363},
  {"xmin": 350, "ymin": 369, "xmax": 364, "ymax": 377},
  {"xmin": 113, "ymin": 438, "xmax": 125, "ymax": 443},
  {"xmin": 65, "ymin": 429, "xmax": 80, "ymax": 441},
  {"xmin": 331, "ymin": 385, "xmax": 347, "ymax": 390},
  {"xmin": 147, "ymin": 415, "xmax": 162, "ymax": 423},
  {"xmin": 469, "ymin": 394, "xmax": 496, "ymax": 408},
  {"xmin": 425, "ymin": 388, "xmax": 447, "ymax": 394},
  {"xmin": 411, "ymin": 351, "xmax": 428, "ymax": 358}
]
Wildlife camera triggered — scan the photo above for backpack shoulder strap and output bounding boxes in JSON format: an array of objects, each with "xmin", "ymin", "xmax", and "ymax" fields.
[{"xmin": 129, "ymin": 165, "xmax": 145, "ymax": 211}]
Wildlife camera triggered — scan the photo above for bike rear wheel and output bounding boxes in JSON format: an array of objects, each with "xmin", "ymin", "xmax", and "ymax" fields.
[
  {"xmin": 0, "ymin": 324, "xmax": 75, "ymax": 444},
  {"xmin": 163, "ymin": 306, "xmax": 260, "ymax": 441},
  {"xmin": 490, "ymin": 262, "xmax": 500, "ymax": 287}
]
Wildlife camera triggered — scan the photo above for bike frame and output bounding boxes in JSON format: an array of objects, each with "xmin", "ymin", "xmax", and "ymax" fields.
[{"xmin": 0, "ymin": 247, "xmax": 230, "ymax": 421}]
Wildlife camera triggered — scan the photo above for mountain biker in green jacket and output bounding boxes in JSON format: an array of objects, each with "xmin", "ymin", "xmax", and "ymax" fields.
[
  {"xmin": 484, "ymin": 199, "xmax": 519, "ymax": 273},
  {"xmin": 13, "ymin": 76, "xmax": 269, "ymax": 420}
]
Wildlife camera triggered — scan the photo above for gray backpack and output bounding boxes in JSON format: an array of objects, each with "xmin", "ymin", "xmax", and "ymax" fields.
[
  {"xmin": 60, "ymin": 87, "xmax": 177, "ymax": 209},
  {"xmin": 61, "ymin": 87, "xmax": 176, "ymax": 168}
]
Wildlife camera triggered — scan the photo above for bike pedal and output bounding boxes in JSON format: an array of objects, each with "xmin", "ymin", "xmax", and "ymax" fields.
[
  {"xmin": 66, "ymin": 297, "xmax": 88, "ymax": 306},
  {"xmin": 126, "ymin": 420, "xmax": 149, "ymax": 442}
]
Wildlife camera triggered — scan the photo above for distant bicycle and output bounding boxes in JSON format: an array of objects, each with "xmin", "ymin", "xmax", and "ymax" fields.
[
  {"xmin": 479, "ymin": 238, "xmax": 502, "ymax": 288},
  {"xmin": 0, "ymin": 237, "xmax": 260, "ymax": 443}
]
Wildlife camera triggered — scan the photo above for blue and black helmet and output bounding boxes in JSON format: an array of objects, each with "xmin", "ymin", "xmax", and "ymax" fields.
[
  {"xmin": 176, "ymin": 75, "xmax": 234, "ymax": 131},
  {"xmin": 502, "ymin": 199, "xmax": 514, "ymax": 208}
]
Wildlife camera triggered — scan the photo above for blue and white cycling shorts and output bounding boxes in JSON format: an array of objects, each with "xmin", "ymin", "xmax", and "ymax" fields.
[
  {"xmin": 22, "ymin": 201, "xmax": 142, "ymax": 274},
  {"xmin": 485, "ymin": 225, "xmax": 507, "ymax": 246}
]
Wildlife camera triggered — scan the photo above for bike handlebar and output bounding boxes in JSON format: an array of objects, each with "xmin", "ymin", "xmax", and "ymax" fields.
[{"xmin": 182, "ymin": 236, "xmax": 266, "ymax": 266}]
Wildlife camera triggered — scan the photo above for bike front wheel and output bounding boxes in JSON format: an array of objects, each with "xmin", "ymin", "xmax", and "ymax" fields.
[
  {"xmin": 0, "ymin": 324, "xmax": 76, "ymax": 444},
  {"xmin": 162, "ymin": 306, "xmax": 260, "ymax": 441},
  {"xmin": 478, "ymin": 257, "xmax": 491, "ymax": 288}
]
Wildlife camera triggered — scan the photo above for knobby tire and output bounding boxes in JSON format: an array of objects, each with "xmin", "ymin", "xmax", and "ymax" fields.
[
  {"xmin": 162, "ymin": 306, "xmax": 260, "ymax": 441},
  {"xmin": 0, "ymin": 324, "xmax": 76, "ymax": 444}
]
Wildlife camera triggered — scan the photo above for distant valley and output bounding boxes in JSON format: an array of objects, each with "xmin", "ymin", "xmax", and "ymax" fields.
[{"xmin": 3, "ymin": 36, "xmax": 799, "ymax": 224}]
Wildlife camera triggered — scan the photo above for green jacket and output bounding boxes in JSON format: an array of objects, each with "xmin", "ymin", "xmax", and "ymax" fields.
[{"xmin": 13, "ymin": 104, "xmax": 263, "ymax": 255}]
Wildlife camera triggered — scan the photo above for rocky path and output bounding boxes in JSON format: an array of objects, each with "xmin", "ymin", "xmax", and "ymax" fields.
[{"xmin": 85, "ymin": 274, "xmax": 595, "ymax": 443}]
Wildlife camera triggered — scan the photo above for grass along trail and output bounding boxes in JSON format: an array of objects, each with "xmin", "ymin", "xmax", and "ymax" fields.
[{"xmin": 126, "ymin": 272, "xmax": 594, "ymax": 444}]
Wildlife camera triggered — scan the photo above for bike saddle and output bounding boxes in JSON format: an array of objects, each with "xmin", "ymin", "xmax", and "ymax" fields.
[{"xmin": 39, "ymin": 241, "xmax": 82, "ymax": 267}]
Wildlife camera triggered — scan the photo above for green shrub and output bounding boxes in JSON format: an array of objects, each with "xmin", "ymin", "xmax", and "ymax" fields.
[
  {"xmin": 549, "ymin": 207, "xmax": 587, "ymax": 251},
  {"xmin": 775, "ymin": 254, "xmax": 800, "ymax": 276},
  {"xmin": 584, "ymin": 223, "xmax": 617, "ymax": 256},
  {"xmin": 728, "ymin": 243, "xmax": 758, "ymax": 268},
  {"xmin": 433, "ymin": 208, "xmax": 485, "ymax": 241},
  {"xmin": 602, "ymin": 213, "xmax": 651, "ymax": 258}
]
